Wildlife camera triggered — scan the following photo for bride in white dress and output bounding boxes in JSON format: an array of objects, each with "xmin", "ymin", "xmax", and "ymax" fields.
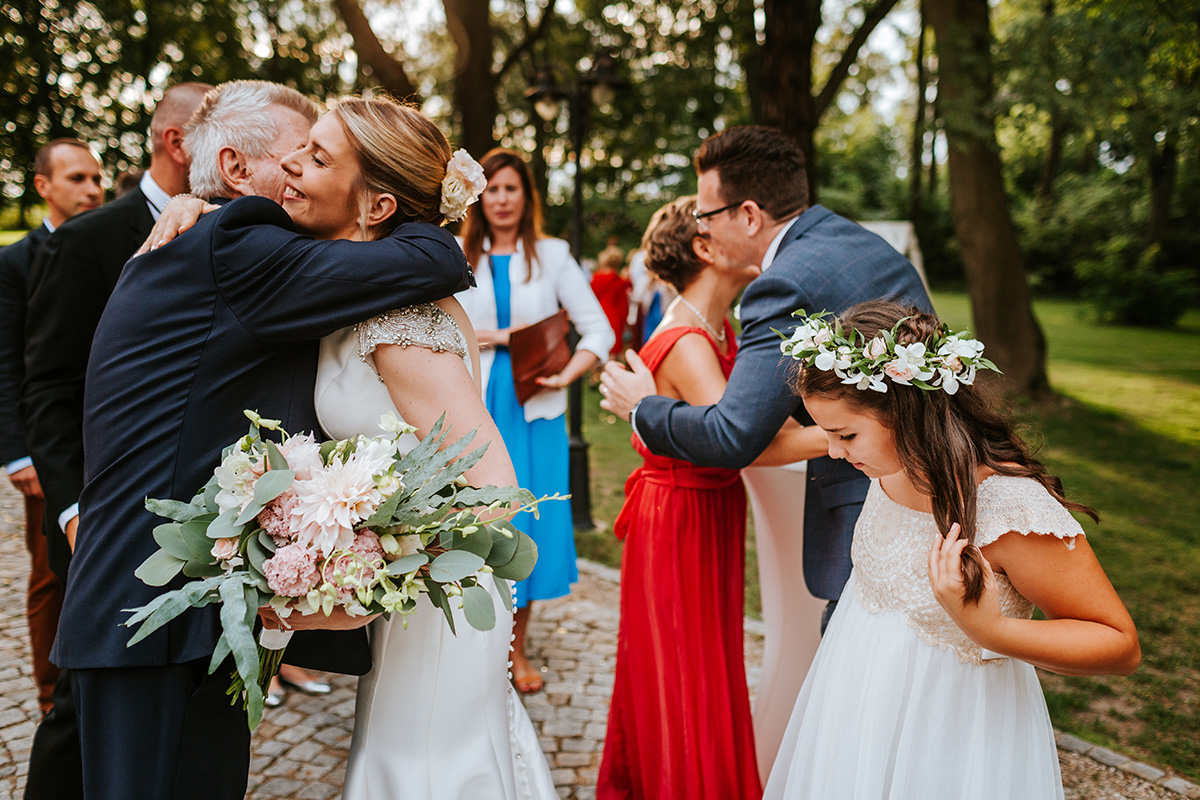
[{"xmin": 282, "ymin": 97, "xmax": 557, "ymax": 798}]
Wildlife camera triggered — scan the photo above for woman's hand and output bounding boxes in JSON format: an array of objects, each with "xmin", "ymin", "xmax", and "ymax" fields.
[
  {"xmin": 928, "ymin": 523, "xmax": 1005, "ymax": 645},
  {"xmin": 476, "ymin": 328, "xmax": 513, "ymax": 350},
  {"xmin": 534, "ymin": 371, "xmax": 571, "ymax": 390},
  {"xmin": 135, "ymin": 195, "xmax": 218, "ymax": 255},
  {"xmin": 258, "ymin": 606, "xmax": 379, "ymax": 632}
]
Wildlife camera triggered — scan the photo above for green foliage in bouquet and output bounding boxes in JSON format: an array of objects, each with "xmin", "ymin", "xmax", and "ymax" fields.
[{"xmin": 123, "ymin": 411, "xmax": 555, "ymax": 729}]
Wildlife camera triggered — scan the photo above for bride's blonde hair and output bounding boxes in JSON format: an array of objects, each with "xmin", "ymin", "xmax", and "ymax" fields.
[{"xmin": 333, "ymin": 95, "xmax": 453, "ymax": 239}]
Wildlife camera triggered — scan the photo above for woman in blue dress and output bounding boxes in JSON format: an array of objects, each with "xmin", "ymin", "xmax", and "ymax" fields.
[{"xmin": 458, "ymin": 149, "xmax": 614, "ymax": 692}]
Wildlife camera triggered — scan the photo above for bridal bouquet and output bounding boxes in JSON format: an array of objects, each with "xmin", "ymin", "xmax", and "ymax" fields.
[{"xmin": 124, "ymin": 410, "xmax": 548, "ymax": 728}]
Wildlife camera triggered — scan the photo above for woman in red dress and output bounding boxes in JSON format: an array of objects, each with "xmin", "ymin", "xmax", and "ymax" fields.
[{"xmin": 597, "ymin": 198, "xmax": 825, "ymax": 799}]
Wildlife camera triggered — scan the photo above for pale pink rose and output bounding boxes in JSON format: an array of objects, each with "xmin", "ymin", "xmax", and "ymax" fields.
[
  {"xmin": 884, "ymin": 360, "xmax": 917, "ymax": 382},
  {"xmin": 258, "ymin": 490, "xmax": 300, "ymax": 546},
  {"xmin": 945, "ymin": 354, "xmax": 964, "ymax": 373},
  {"xmin": 865, "ymin": 335, "xmax": 888, "ymax": 360},
  {"xmin": 211, "ymin": 537, "xmax": 240, "ymax": 562},
  {"xmin": 264, "ymin": 544, "xmax": 321, "ymax": 597}
]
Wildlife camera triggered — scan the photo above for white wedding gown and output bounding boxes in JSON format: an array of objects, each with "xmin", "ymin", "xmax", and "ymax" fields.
[
  {"xmin": 315, "ymin": 303, "xmax": 557, "ymax": 800},
  {"xmin": 763, "ymin": 476, "xmax": 1077, "ymax": 800}
]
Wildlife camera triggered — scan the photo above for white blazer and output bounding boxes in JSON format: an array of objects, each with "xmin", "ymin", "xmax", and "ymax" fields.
[{"xmin": 457, "ymin": 236, "xmax": 614, "ymax": 422}]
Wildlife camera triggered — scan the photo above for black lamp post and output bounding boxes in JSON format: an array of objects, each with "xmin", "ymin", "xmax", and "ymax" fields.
[{"xmin": 525, "ymin": 49, "xmax": 626, "ymax": 530}]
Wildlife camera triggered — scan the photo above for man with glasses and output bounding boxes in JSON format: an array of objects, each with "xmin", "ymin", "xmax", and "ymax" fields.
[{"xmin": 601, "ymin": 124, "xmax": 931, "ymax": 628}]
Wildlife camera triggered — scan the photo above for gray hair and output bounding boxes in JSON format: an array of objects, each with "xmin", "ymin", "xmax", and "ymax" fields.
[{"xmin": 183, "ymin": 80, "xmax": 317, "ymax": 199}]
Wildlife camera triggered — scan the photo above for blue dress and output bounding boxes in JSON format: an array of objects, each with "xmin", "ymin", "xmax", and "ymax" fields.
[{"xmin": 485, "ymin": 254, "xmax": 578, "ymax": 607}]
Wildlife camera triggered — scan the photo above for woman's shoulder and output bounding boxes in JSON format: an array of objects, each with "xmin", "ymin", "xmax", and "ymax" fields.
[
  {"xmin": 533, "ymin": 236, "xmax": 572, "ymax": 261},
  {"xmin": 976, "ymin": 474, "xmax": 1086, "ymax": 549}
]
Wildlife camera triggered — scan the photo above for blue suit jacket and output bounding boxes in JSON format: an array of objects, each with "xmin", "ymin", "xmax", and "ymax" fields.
[
  {"xmin": 53, "ymin": 196, "xmax": 472, "ymax": 669},
  {"xmin": 636, "ymin": 205, "xmax": 932, "ymax": 600}
]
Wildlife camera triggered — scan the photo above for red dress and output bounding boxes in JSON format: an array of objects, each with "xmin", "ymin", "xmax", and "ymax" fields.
[
  {"xmin": 597, "ymin": 323, "xmax": 762, "ymax": 800},
  {"xmin": 590, "ymin": 269, "xmax": 631, "ymax": 357}
]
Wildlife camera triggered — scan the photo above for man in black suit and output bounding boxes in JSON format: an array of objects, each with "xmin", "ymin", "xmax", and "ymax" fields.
[
  {"xmin": 23, "ymin": 81, "xmax": 211, "ymax": 575},
  {"xmin": 0, "ymin": 139, "xmax": 101, "ymax": 717},
  {"xmin": 52, "ymin": 79, "xmax": 473, "ymax": 800}
]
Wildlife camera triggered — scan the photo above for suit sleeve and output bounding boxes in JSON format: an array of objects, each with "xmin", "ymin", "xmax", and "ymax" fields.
[
  {"xmin": 20, "ymin": 229, "xmax": 112, "ymax": 523},
  {"xmin": 0, "ymin": 246, "xmax": 29, "ymax": 465},
  {"xmin": 212, "ymin": 197, "xmax": 472, "ymax": 343},
  {"xmin": 635, "ymin": 268, "xmax": 812, "ymax": 469}
]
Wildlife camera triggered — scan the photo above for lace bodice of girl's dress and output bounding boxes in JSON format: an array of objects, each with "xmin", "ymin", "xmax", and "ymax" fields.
[
  {"xmin": 853, "ymin": 474, "xmax": 1086, "ymax": 665},
  {"xmin": 315, "ymin": 303, "xmax": 469, "ymax": 445}
]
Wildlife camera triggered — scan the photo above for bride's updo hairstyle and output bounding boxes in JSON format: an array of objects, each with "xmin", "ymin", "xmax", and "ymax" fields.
[
  {"xmin": 641, "ymin": 197, "xmax": 706, "ymax": 292},
  {"xmin": 797, "ymin": 300, "xmax": 1097, "ymax": 604},
  {"xmin": 333, "ymin": 95, "xmax": 453, "ymax": 239}
]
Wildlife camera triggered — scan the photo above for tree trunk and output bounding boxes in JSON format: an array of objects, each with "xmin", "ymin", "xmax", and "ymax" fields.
[
  {"xmin": 909, "ymin": 4, "xmax": 928, "ymax": 220},
  {"xmin": 331, "ymin": 0, "xmax": 418, "ymax": 100},
  {"xmin": 1147, "ymin": 133, "xmax": 1176, "ymax": 248},
  {"xmin": 925, "ymin": 0, "xmax": 1049, "ymax": 397},
  {"xmin": 443, "ymin": 0, "xmax": 498, "ymax": 157},
  {"xmin": 753, "ymin": 0, "xmax": 821, "ymax": 199},
  {"xmin": 1034, "ymin": 0, "xmax": 1063, "ymax": 211}
]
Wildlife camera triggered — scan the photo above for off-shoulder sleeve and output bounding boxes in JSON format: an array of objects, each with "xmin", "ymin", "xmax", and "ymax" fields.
[
  {"xmin": 975, "ymin": 475, "xmax": 1087, "ymax": 549},
  {"xmin": 355, "ymin": 303, "xmax": 468, "ymax": 380}
]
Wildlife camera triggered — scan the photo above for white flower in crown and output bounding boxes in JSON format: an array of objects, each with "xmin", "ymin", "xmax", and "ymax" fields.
[
  {"xmin": 842, "ymin": 370, "xmax": 889, "ymax": 393},
  {"xmin": 883, "ymin": 342, "xmax": 934, "ymax": 385},
  {"xmin": 440, "ymin": 149, "xmax": 487, "ymax": 222}
]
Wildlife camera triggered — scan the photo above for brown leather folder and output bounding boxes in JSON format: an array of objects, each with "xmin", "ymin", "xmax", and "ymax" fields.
[{"xmin": 509, "ymin": 308, "xmax": 571, "ymax": 405}]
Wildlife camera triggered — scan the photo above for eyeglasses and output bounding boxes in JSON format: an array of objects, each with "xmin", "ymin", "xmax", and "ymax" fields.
[{"xmin": 692, "ymin": 201, "xmax": 742, "ymax": 232}]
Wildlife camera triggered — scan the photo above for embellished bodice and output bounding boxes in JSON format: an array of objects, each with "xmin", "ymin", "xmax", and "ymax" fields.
[
  {"xmin": 315, "ymin": 303, "xmax": 471, "ymax": 446},
  {"xmin": 852, "ymin": 475, "xmax": 1085, "ymax": 665}
]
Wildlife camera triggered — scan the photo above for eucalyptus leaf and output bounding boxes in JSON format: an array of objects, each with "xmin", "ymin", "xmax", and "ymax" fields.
[
  {"xmin": 218, "ymin": 578, "xmax": 263, "ymax": 729},
  {"xmin": 491, "ymin": 533, "xmax": 538, "ymax": 582},
  {"xmin": 424, "ymin": 581, "xmax": 456, "ymax": 635},
  {"xmin": 124, "ymin": 575, "xmax": 227, "ymax": 645},
  {"xmin": 386, "ymin": 552, "xmax": 428, "ymax": 576},
  {"xmin": 134, "ymin": 549, "xmax": 187, "ymax": 587},
  {"xmin": 207, "ymin": 509, "xmax": 245, "ymax": 540},
  {"xmin": 493, "ymin": 573, "xmax": 514, "ymax": 612},
  {"xmin": 429, "ymin": 550, "xmax": 486, "ymax": 583},
  {"xmin": 179, "ymin": 518, "xmax": 219, "ymax": 563},
  {"xmin": 253, "ymin": 469, "xmax": 294, "ymax": 505},
  {"xmin": 257, "ymin": 530, "xmax": 278, "ymax": 554},
  {"xmin": 461, "ymin": 584, "xmax": 496, "ymax": 631},
  {"xmin": 151, "ymin": 523, "xmax": 192, "ymax": 561},
  {"xmin": 181, "ymin": 560, "xmax": 224, "ymax": 579},
  {"xmin": 448, "ymin": 526, "xmax": 493, "ymax": 560},
  {"xmin": 485, "ymin": 519, "xmax": 521, "ymax": 566},
  {"xmin": 209, "ymin": 631, "xmax": 232, "ymax": 675},
  {"xmin": 145, "ymin": 497, "xmax": 206, "ymax": 523},
  {"xmin": 264, "ymin": 440, "xmax": 289, "ymax": 472}
]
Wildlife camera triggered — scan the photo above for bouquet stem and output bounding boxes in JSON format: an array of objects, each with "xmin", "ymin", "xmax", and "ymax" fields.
[{"xmin": 227, "ymin": 628, "xmax": 294, "ymax": 708}]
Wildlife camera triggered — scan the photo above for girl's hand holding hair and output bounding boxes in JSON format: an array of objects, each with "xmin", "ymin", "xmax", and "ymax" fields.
[{"xmin": 928, "ymin": 523, "xmax": 1006, "ymax": 647}]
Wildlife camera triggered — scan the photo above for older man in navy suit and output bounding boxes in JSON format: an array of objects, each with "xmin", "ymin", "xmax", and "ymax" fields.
[
  {"xmin": 52, "ymin": 80, "xmax": 473, "ymax": 800},
  {"xmin": 602, "ymin": 125, "xmax": 932, "ymax": 618}
]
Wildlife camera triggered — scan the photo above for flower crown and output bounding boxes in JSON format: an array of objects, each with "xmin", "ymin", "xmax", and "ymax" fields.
[
  {"xmin": 778, "ymin": 310, "xmax": 1000, "ymax": 395},
  {"xmin": 440, "ymin": 149, "xmax": 487, "ymax": 223}
]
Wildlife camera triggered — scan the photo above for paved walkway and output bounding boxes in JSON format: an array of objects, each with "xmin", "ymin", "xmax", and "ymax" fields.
[{"xmin": 0, "ymin": 480, "xmax": 1195, "ymax": 799}]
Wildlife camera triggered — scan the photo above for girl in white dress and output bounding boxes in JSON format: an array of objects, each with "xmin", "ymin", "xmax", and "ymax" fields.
[
  {"xmin": 764, "ymin": 300, "xmax": 1140, "ymax": 800},
  {"xmin": 278, "ymin": 97, "xmax": 557, "ymax": 798}
]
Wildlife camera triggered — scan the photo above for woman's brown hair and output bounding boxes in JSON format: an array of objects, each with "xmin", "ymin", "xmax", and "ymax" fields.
[
  {"xmin": 797, "ymin": 300, "xmax": 1098, "ymax": 604},
  {"xmin": 460, "ymin": 148, "xmax": 544, "ymax": 281},
  {"xmin": 641, "ymin": 196, "xmax": 706, "ymax": 292}
]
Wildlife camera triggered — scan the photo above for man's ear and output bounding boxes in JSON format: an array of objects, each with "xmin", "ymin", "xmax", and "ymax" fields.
[
  {"xmin": 741, "ymin": 200, "xmax": 766, "ymax": 238},
  {"xmin": 365, "ymin": 192, "xmax": 397, "ymax": 230},
  {"xmin": 161, "ymin": 127, "xmax": 188, "ymax": 167},
  {"xmin": 217, "ymin": 146, "xmax": 252, "ymax": 195},
  {"xmin": 33, "ymin": 173, "xmax": 51, "ymax": 201}
]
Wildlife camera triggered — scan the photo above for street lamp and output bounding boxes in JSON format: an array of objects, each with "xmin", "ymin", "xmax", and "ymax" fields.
[{"xmin": 525, "ymin": 49, "xmax": 626, "ymax": 530}]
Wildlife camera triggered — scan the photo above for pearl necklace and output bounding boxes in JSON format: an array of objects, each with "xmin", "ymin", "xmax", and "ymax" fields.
[{"xmin": 677, "ymin": 293, "xmax": 727, "ymax": 342}]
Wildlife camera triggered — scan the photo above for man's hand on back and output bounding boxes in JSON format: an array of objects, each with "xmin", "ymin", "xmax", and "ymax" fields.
[{"xmin": 600, "ymin": 351, "xmax": 658, "ymax": 422}]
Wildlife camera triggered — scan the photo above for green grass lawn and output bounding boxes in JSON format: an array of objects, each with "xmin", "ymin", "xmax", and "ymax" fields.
[{"xmin": 577, "ymin": 291, "xmax": 1200, "ymax": 779}]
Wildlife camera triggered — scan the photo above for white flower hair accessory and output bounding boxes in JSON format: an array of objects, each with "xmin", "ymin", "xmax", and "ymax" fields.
[
  {"xmin": 440, "ymin": 149, "xmax": 487, "ymax": 223},
  {"xmin": 778, "ymin": 310, "xmax": 1000, "ymax": 394}
]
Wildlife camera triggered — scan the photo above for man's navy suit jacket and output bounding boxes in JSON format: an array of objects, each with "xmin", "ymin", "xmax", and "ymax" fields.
[
  {"xmin": 0, "ymin": 224, "xmax": 49, "ymax": 466},
  {"xmin": 636, "ymin": 204, "xmax": 932, "ymax": 601},
  {"xmin": 52, "ymin": 196, "xmax": 471, "ymax": 670}
]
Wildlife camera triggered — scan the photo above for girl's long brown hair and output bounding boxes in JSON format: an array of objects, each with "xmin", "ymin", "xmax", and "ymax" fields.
[
  {"xmin": 460, "ymin": 148, "xmax": 544, "ymax": 281},
  {"xmin": 798, "ymin": 301, "xmax": 1098, "ymax": 604}
]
